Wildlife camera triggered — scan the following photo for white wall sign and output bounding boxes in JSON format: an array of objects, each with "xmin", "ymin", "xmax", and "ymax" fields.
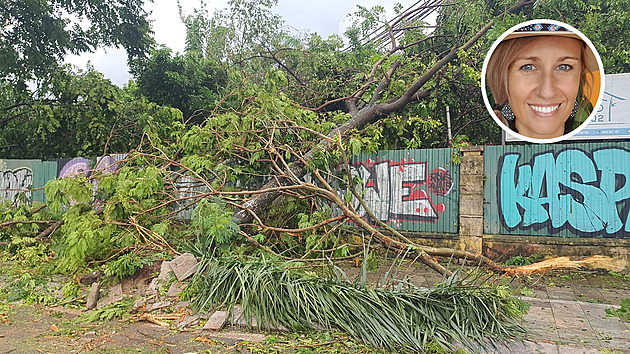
[{"xmin": 571, "ymin": 73, "xmax": 630, "ymax": 140}]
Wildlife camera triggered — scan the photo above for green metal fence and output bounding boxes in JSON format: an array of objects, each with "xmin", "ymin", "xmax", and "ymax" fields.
[
  {"xmin": 484, "ymin": 142, "xmax": 630, "ymax": 238},
  {"xmin": 347, "ymin": 148, "xmax": 459, "ymax": 233},
  {"xmin": 0, "ymin": 159, "xmax": 57, "ymax": 205},
  {"xmin": 1, "ymin": 149, "xmax": 460, "ymax": 232}
]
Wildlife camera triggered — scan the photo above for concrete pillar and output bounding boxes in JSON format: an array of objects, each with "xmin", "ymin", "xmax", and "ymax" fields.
[{"xmin": 458, "ymin": 146, "xmax": 484, "ymax": 254}]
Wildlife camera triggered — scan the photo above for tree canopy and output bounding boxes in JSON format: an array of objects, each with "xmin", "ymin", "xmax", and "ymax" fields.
[
  {"xmin": 0, "ymin": 65, "xmax": 182, "ymax": 159},
  {"xmin": 1, "ymin": 0, "xmax": 153, "ymax": 85},
  {"xmin": 130, "ymin": 47, "xmax": 228, "ymax": 121},
  {"xmin": 2, "ymin": 0, "xmax": 628, "ymax": 159}
]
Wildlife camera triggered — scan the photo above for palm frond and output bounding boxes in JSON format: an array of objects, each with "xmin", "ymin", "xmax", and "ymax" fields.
[{"xmin": 190, "ymin": 257, "xmax": 526, "ymax": 352}]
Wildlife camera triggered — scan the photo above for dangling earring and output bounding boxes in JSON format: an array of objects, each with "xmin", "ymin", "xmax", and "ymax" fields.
[
  {"xmin": 569, "ymin": 100, "xmax": 580, "ymax": 119},
  {"xmin": 501, "ymin": 102, "xmax": 515, "ymax": 121}
]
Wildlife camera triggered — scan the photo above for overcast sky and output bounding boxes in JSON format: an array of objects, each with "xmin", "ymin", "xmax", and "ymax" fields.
[{"xmin": 66, "ymin": 0, "xmax": 410, "ymax": 86}]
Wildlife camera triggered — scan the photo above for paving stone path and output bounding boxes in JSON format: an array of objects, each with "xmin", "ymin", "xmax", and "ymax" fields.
[{"xmin": 498, "ymin": 277, "xmax": 630, "ymax": 353}]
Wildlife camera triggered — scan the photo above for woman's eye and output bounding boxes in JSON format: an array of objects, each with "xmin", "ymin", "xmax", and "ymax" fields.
[
  {"xmin": 520, "ymin": 64, "xmax": 535, "ymax": 71},
  {"xmin": 557, "ymin": 64, "xmax": 573, "ymax": 71}
]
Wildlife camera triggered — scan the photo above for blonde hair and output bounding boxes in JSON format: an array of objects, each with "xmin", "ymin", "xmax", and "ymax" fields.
[{"xmin": 486, "ymin": 36, "xmax": 593, "ymax": 127}]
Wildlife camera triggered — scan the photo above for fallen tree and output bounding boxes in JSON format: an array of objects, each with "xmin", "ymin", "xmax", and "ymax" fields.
[{"xmin": 232, "ymin": 0, "xmax": 536, "ymax": 225}]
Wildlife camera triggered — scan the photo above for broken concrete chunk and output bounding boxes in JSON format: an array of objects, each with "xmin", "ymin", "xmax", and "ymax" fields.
[
  {"xmin": 110, "ymin": 283, "xmax": 123, "ymax": 302},
  {"xmin": 231, "ymin": 304, "xmax": 288, "ymax": 332},
  {"xmin": 203, "ymin": 311, "xmax": 228, "ymax": 330},
  {"xmin": 78, "ymin": 271, "xmax": 103, "ymax": 285},
  {"xmin": 231, "ymin": 305, "xmax": 258, "ymax": 328},
  {"xmin": 169, "ymin": 253, "xmax": 199, "ymax": 281},
  {"xmin": 145, "ymin": 301, "xmax": 172, "ymax": 312},
  {"xmin": 175, "ymin": 301, "xmax": 190, "ymax": 310},
  {"xmin": 232, "ymin": 304, "xmax": 243, "ymax": 321},
  {"xmin": 96, "ymin": 283, "xmax": 123, "ymax": 309},
  {"xmin": 147, "ymin": 278, "xmax": 159, "ymax": 294},
  {"xmin": 167, "ymin": 282, "xmax": 183, "ymax": 297},
  {"xmin": 86, "ymin": 282, "xmax": 101, "ymax": 310},
  {"xmin": 157, "ymin": 260, "xmax": 173, "ymax": 281},
  {"xmin": 132, "ymin": 297, "xmax": 146, "ymax": 313},
  {"xmin": 177, "ymin": 314, "xmax": 200, "ymax": 329}
]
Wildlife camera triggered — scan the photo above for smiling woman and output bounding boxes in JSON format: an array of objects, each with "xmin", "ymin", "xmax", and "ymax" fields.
[{"xmin": 483, "ymin": 21, "xmax": 603, "ymax": 142}]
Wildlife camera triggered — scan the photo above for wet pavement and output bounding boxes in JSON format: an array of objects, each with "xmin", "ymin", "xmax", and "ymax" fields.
[{"xmin": 498, "ymin": 274, "xmax": 630, "ymax": 353}]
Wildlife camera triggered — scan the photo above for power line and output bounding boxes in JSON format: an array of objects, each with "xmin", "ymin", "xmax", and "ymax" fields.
[{"xmin": 343, "ymin": 0, "xmax": 445, "ymax": 52}]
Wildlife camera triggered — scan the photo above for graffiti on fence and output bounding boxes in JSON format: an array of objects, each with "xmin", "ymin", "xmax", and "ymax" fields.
[
  {"xmin": 0, "ymin": 168, "xmax": 33, "ymax": 204},
  {"xmin": 57, "ymin": 156, "xmax": 127, "ymax": 205},
  {"xmin": 58, "ymin": 155, "xmax": 126, "ymax": 179},
  {"xmin": 428, "ymin": 167, "xmax": 453, "ymax": 196},
  {"xmin": 58, "ymin": 158, "xmax": 91, "ymax": 178},
  {"xmin": 350, "ymin": 158, "xmax": 449, "ymax": 226},
  {"xmin": 498, "ymin": 147, "xmax": 630, "ymax": 235}
]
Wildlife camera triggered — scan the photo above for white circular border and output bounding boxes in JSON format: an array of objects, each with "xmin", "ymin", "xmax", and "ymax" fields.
[{"xmin": 480, "ymin": 19, "xmax": 605, "ymax": 144}]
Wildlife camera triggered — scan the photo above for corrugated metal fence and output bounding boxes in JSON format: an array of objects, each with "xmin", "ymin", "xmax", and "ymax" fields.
[
  {"xmin": 484, "ymin": 142, "xmax": 630, "ymax": 238},
  {"xmin": 0, "ymin": 156, "xmax": 127, "ymax": 206},
  {"xmin": 1, "ymin": 150, "xmax": 461, "ymax": 232},
  {"xmin": 0, "ymin": 159, "xmax": 57, "ymax": 205},
  {"xmin": 7, "ymin": 143, "xmax": 630, "ymax": 239},
  {"xmin": 347, "ymin": 148, "xmax": 459, "ymax": 233}
]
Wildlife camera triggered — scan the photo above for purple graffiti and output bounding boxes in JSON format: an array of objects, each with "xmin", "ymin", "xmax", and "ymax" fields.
[
  {"xmin": 58, "ymin": 158, "xmax": 91, "ymax": 178},
  {"xmin": 94, "ymin": 154, "xmax": 126, "ymax": 174}
]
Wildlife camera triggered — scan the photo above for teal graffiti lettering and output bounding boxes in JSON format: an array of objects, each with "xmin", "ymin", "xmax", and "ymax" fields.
[{"xmin": 499, "ymin": 148, "xmax": 630, "ymax": 234}]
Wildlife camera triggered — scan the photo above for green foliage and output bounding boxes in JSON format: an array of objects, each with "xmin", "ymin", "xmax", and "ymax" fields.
[
  {"xmin": 527, "ymin": 0, "xmax": 630, "ymax": 74},
  {"xmin": 103, "ymin": 253, "xmax": 153, "ymax": 281},
  {"xmin": 297, "ymin": 208, "xmax": 348, "ymax": 258},
  {"xmin": 44, "ymin": 165, "xmax": 170, "ymax": 273},
  {"xmin": 236, "ymin": 331, "xmax": 390, "ymax": 353},
  {"xmin": 344, "ymin": 5, "xmax": 388, "ymax": 52},
  {"xmin": 606, "ymin": 298, "xmax": 630, "ymax": 322},
  {"xmin": 518, "ymin": 287, "xmax": 534, "ymax": 297},
  {"xmin": 61, "ymin": 281, "xmax": 81, "ymax": 302},
  {"xmin": 56, "ymin": 207, "xmax": 117, "ymax": 273},
  {"xmin": 187, "ymin": 198, "xmax": 240, "ymax": 259},
  {"xmin": 45, "ymin": 175, "xmax": 94, "ymax": 214},
  {"xmin": 130, "ymin": 47, "xmax": 228, "ymax": 120},
  {"xmin": 0, "ymin": 202, "xmax": 48, "ymax": 240},
  {"xmin": 203, "ymin": 0, "xmax": 285, "ymax": 64},
  {"xmin": 608, "ymin": 271, "xmax": 630, "ymax": 280},
  {"xmin": 0, "ymin": 66, "xmax": 183, "ymax": 159},
  {"xmin": 178, "ymin": 89, "xmax": 338, "ymax": 183},
  {"xmin": 78, "ymin": 297, "xmax": 135, "ymax": 323},
  {"xmin": 0, "ymin": 273, "xmax": 58, "ymax": 305},
  {"xmin": 100, "ymin": 166, "xmax": 167, "ymax": 220},
  {"xmin": 0, "ymin": 0, "xmax": 152, "ymax": 85},
  {"xmin": 190, "ymin": 257, "xmax": 526, "ymax": 352},
  {"xmin": 504, "ymin": 254, "xmax": 542, "ymax": 267},
  {"xmin": 6, "ymin": 244, "xmax": 55, "ymax": 273},
  {"xmin": 363, "ymin": 114, "xmax": 444, "ymax": 151}
]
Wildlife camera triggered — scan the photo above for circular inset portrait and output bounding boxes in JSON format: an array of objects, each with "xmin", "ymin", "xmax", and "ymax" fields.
[{"xmin": 481, "ymin": 20, "xmax": 604, "ymax": 143}]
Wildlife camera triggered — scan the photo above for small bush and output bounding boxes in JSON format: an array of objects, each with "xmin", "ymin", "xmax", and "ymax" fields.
[{"xmin": 504, "ymin": 254, "xmax": 541, "ymax": 266}]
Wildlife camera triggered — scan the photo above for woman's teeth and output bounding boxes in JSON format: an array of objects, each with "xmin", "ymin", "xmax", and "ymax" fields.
[{"xmin": 530, "ymin": 104, "xmax": 560, "ymax": 114}]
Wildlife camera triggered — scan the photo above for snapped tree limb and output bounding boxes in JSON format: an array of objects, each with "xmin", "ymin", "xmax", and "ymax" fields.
[{"xmin": 233, "ymin": 19, "xmax": 495, "ymax": 225}]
